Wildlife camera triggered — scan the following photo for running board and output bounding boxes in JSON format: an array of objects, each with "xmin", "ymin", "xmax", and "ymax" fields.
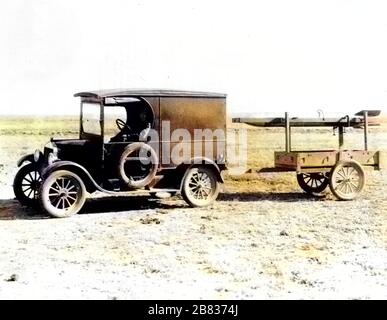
[{"xmin": 89, "ymin": 188, "xmax": 180, "ymax": 198}]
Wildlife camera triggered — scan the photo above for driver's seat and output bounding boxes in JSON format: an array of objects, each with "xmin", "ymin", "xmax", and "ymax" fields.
[{"xmin": 109, "ymin": 122, "xmax": 151, "ymax": 143}]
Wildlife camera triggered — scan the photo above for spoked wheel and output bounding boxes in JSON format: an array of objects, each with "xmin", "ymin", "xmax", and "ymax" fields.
[
  {"xmin": 181, "ymin": 166, "xmax": 220, "ymax": 207},
  {"xmin": 39, "ymin": 170, "xmax": 86, "ymax": 218},
  {"xmin": 329, "ymin": 160, "xmax": 365, "ymax": 200},
  {"xmin": 296, "ymin": 172, "xmax": 329, "ymax": 194},
  {"xmin": 13, "ymin": 163, "xmax": 42, "ymax": 207}
]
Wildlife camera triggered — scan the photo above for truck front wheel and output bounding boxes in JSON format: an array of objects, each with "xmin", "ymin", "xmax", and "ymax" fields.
[
  {"xmin": 39, "ymin": 170, "xmax": 86, "ymax": 218},
  {"xmin": 13, "ymin": 163, "xmax": 42, "ymax": 207}
]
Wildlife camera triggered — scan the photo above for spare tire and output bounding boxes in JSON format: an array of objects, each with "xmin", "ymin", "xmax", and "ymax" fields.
[{"xmin": 119, "ymin": 142, "xmax": 158, "ymax": 189}]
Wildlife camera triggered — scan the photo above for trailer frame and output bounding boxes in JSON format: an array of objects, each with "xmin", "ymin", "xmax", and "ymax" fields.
[{"xmin": 232, "ymin": 110, "xmax": 382, "ymax": 200}]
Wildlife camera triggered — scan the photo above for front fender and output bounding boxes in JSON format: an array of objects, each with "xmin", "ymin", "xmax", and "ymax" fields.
[
  {"xmin": 41, "ymin": 161, "xmax": 88, "ymax": 179},
  {"xmin": 17, "ymin": 150, "xmax": 46, "ymax": 167},
  {"xmin": 17, "ymin": 154, "xmax": 35, "ymax": 167},
  {"xmin": 41, "ymin": 160, "xmax": 100, "ymax": 193}
]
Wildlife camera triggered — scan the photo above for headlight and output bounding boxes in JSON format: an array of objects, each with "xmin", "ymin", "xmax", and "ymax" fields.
[
  {"xmin": 48, "ymin": 152, "xmax": 57, "ymax": 165},
  {"xmin": 34, "ymin": 149, "xmax": 41, "ymax": 162}
]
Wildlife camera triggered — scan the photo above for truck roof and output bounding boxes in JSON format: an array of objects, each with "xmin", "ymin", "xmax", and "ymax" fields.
[{"xmin": 74, "ymin": 89, "xmax": 226, "ymax": 99}]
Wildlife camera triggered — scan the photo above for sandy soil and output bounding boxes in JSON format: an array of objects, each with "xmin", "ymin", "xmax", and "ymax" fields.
[
  {"xmin": 0, "ymin": 170, "xmax": 386, "ymax": 299},
  {"xmin": 0, "ymin": 123, "xmax": 386, "ymax": 299}
]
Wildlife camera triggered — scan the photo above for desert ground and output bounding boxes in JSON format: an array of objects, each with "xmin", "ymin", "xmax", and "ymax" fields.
[{"xmin": 0, "ymin": 116, "xmax": 386, "ymax": 299}]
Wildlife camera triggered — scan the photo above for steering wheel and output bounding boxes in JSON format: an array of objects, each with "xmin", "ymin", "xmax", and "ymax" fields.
[{"xmin": 116, "ymin": 118, "xmax": 131, "ymax": 132}]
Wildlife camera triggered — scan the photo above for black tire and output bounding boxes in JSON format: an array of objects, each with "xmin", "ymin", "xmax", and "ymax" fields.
[
  {"xmin": 39, "ymin": 170, "xmax": 86, "ymax": 218},
  {"xmin": 119, "ymin": 142, "xmax": 158, "ymax": 189},
  {"xmin": 329, "ymin": 160, "xmax": 365, "ymax": 200},
  {"xmin": 181, "ymin": 166, "xmax": 220, "ymax": 207},
  {"xmin": 296, "ymin": 172, "xmax": 329, "ymax": 194},
  {"xmin": 13, "ymin": 163, "xmax": 42, "ymax": 207}
]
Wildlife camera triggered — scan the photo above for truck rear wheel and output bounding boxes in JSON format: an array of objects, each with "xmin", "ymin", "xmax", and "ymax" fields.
[
  {"xmin": 181, "ymin": 166, "xmax": 220, "ymax": 207},
  {"xmin": 39, "ymin": 170, "xmax": 86, "ymax": 218}
]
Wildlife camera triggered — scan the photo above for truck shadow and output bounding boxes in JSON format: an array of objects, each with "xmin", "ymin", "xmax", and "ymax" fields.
[
  {"xmin": 82, "ymin": 196, "xmax": 185, "ymax": 214},
  {"xmin": 0, "ymin": 199, "xmax": 43, "ymax": 220},
  {"xmin": 0, "ymin": 197, "xmax": 185, "ymax": 220},
  {"xmin": 0, "ymin": 191, "xmax": 326, "ymax": 220}
]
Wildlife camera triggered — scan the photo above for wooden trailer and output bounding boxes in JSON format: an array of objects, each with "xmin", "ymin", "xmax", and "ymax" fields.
[{"xmin": 232, "ymin": 110, "xmax": 382, "ymax": 200}]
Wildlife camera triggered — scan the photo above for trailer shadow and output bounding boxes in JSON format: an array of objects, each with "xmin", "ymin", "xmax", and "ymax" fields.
[{"xmin": 218, "ymin": 191, "xmax": 327, "ymax": 202}]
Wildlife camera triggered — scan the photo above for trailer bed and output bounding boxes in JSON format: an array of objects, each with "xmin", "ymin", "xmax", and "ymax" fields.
[{"xmin": 274, "ymin": 149, "xmax": 381, "ymax": 173}]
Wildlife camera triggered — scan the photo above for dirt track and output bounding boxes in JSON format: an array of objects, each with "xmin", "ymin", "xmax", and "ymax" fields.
[{"xmin": 1, "ymin": 170, "xmax": 386, "ymax": 299}]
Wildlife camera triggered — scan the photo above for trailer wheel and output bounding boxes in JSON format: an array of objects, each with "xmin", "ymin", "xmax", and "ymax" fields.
[
  {"xmin": 39, "ymin": 170, "xmax": 86, "ymax": 218},
  {"xmin": 181, "ymin": 166, "xmax": 220, "ymax": 207},
  {"xmin": 329, "ymin": 160, "xmax": 365, "ymax": 200},
  {"xmin": 297, "ymin": 172, "xmax": 329, "ymax": 194}
]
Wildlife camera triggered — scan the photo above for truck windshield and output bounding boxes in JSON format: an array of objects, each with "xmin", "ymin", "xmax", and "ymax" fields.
[{"xmin": 82, "ymin": 102, "xmax": 101, "ymax": 135}]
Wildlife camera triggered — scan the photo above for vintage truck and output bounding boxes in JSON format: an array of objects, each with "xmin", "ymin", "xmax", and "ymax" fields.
[{"xmin": 13, "ymin": 89, "xmax": 227, "ymax": 217}]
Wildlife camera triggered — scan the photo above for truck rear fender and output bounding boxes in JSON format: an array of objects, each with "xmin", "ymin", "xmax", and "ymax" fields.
[{"xmin": 177, "ymin": 157, "xmax": 224, "ymax": 191}]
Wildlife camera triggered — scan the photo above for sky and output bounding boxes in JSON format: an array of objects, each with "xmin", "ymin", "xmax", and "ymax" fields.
[{"xmin": 0, "ymin": 0, "xmax": 386, "ymax": 117}]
